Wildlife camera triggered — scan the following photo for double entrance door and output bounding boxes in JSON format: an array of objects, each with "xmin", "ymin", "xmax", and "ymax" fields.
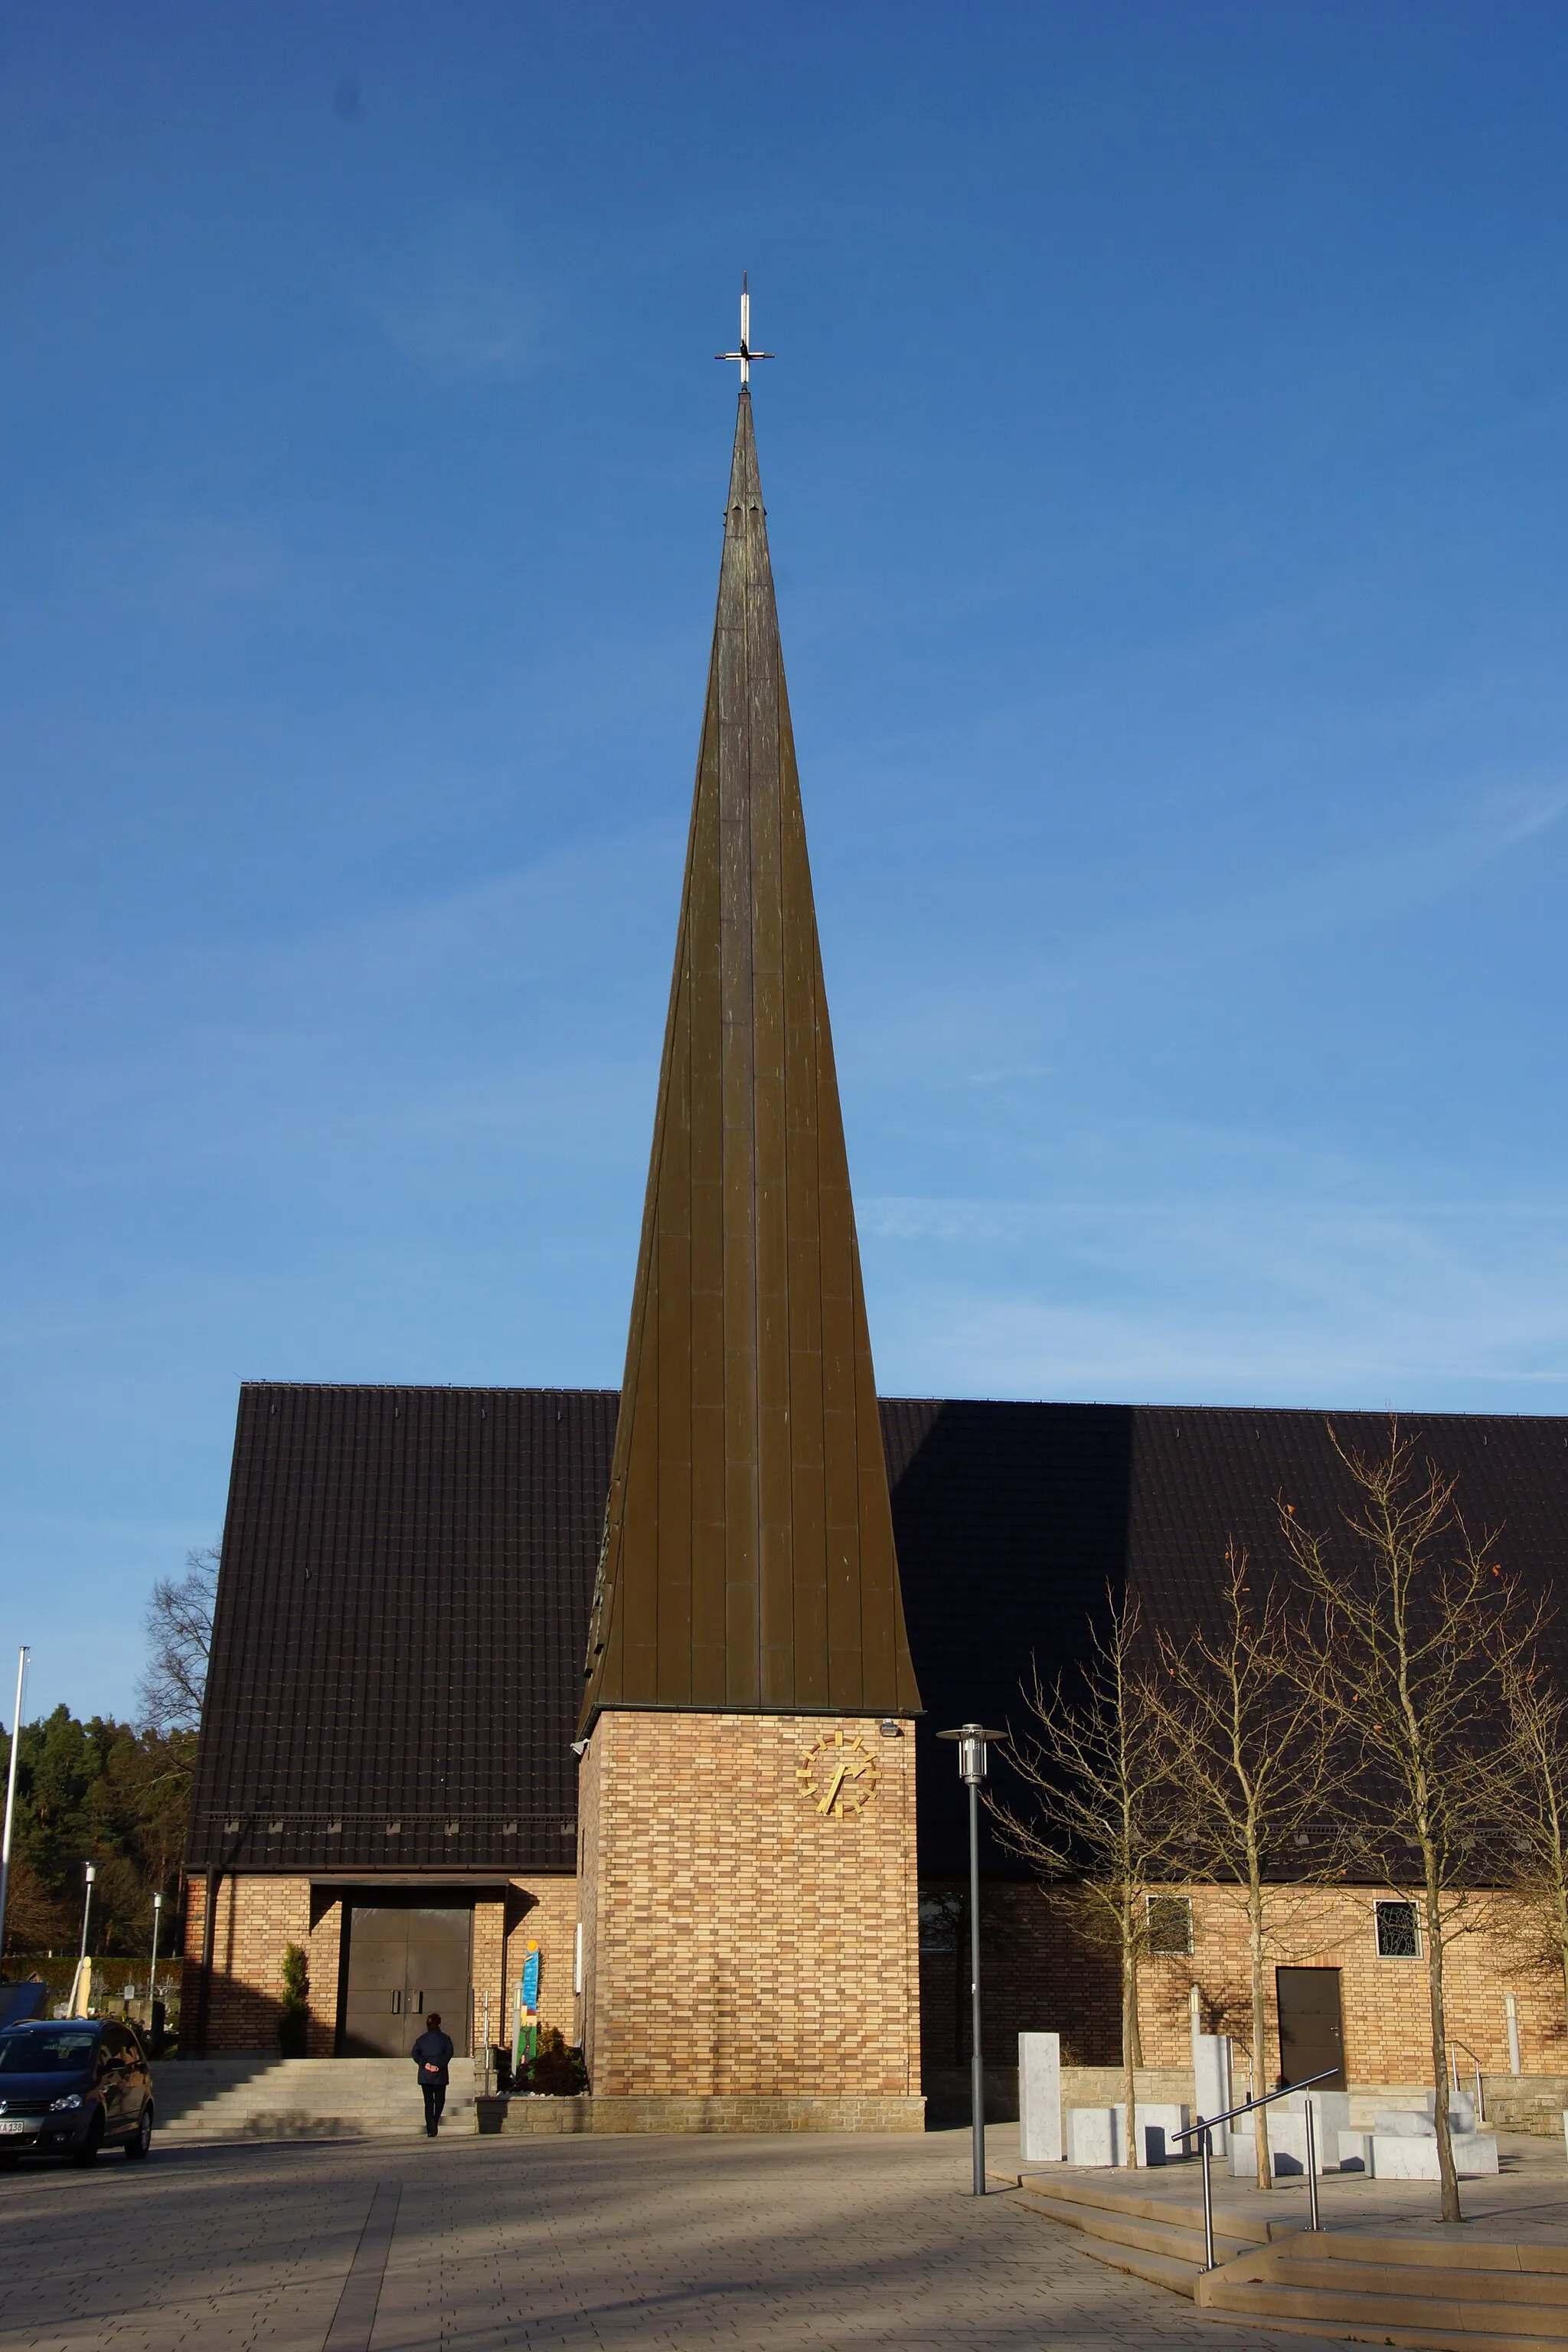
[{"xmin": 342, "ymin": 1906, "xmax": 472, "ymax": 2058}]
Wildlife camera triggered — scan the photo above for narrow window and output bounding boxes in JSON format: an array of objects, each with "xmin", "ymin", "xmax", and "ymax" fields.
[
  {"xmin": 1375, "ymin": 1899, "xmax": 1420, "ymax": 1958},
  {"xmin": 1146, "ymin": 1893, "xmax": 1193, "ymax": 1956}
]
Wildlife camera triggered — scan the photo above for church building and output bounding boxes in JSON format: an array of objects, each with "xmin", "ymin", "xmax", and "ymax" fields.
[{"xmin": 184, "ymin": 378, "xmax": 1568, "ymax": 2122}]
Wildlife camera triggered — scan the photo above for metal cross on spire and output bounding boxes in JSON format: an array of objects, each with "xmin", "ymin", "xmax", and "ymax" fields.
[{"xmin": 716, "ymin": 273, "xmax": 773, "ymax": 388}]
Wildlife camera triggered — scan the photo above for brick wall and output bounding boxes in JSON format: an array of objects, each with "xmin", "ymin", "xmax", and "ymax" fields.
[
  {"xmin": 471, "ymin": 1878, "xmax": 579, "ymax": 2054},
  {"xmin": 181, "ymin": 1872, "xmax": 577, "ymax": 2057},
  {"xmin": 919, "ymin": 1879, "xmax": 1122, "ymax": 2069},
  {"xmin": 180, "ymin": 1874, "xmax": 341, "ymax": 2055},
  {"xmin": 917, "ymin": 1877, "xmax": 1568, "ymax": 2089},
  {"xmin": 1138, "ymin": 1883, "xmax": 1568, "ymax": 2087},
  {"xmin": 579, "ymin": 1711, "xmax": 920, "ymax": 2099}
]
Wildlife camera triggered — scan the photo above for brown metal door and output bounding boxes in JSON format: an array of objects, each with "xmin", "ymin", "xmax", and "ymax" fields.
[
  {"xmin": 1276, "ymin": 1965, "xmax": 1345, "ymax": 2089},
  {"xmin": 403, "ymin": 1909, "xmax": 472, "ymax": 2053},
  {"xmin": 343, "ymin": 1907, "xmax": 472, "ymax": 2057}
]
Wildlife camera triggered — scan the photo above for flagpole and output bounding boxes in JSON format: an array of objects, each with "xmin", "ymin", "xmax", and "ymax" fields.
[{"xmin": 0, "ymin": 1645, "xmax": 29, "ymax": 1975}]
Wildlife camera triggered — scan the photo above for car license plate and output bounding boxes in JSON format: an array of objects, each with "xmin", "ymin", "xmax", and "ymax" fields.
[{"xmin": 0, "ymin": 2118, "xmax": 33, "ymax": 2133}]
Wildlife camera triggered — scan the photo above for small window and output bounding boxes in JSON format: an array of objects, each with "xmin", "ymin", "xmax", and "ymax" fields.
[
  {"xmin": 1375, "ymin": 1900, "xmax": 1420, "ymax": 1958},
  {"xmin": 1146, "ymin": 1893, "xmax": 1193, "ymax": 1956},
  {"xmin": 918, "ymin": 1891, "xmax": 963, "ymax": 1952}
]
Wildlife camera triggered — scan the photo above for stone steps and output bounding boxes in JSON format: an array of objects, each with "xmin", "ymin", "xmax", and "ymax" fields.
[
  {"xmin": 1197, "ymin": 2234, "xmax": 1568, "ymax": 2349},
  {"xmin": 152, "ymin": 2057, "xmax": 478, "ymax": 2141},
  {"xmin": 998, "ymin": 2169, "xmax": 1266, "ymax": 2296},
  {"xmin": 1001, "ymin": 2171, "xmax": 1568, "ymax": 2350}
]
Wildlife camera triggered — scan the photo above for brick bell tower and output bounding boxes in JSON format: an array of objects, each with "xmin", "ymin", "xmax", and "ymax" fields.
[{"xmin": 574, "ymin": 352, "xmax": 924, "ymax": 2124}]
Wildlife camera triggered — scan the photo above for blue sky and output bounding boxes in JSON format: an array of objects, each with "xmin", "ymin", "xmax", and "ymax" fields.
[{"xmin": 4, "ymin": 2, "xmax": 1568, "ymax": 1720}]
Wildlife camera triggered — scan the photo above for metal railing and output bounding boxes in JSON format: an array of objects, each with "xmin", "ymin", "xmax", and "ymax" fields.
[
  {"xmin": 1171, "ymin": 2066, "xmax": 1339, "ymax": 2272},
  {"xmin": 1450, "ymin": 2041, "xmax": 1485, "ymax": 2125}
]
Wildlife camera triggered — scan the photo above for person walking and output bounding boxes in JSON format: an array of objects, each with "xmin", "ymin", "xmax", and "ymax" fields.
[{"xmin": 410, "ymin": 2011, "xmax": 455, "ymax": 2137}]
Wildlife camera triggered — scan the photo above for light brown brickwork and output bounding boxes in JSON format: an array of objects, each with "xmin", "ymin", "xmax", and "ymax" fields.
[
  {"xmin": 1137, "ymin": 1883, "xmax": 1568, "ymax": 2087},
  {"xmin": 578, "ymin": 1711, "xmax": 920, "ymax": 2099},
  {"xmin": 180, "ymin": 1874, "xmax": 341, "ymax": 2056},
  {"xmin": 472, "ymin": 1879, "xmax": 579, "ymax": 2055},
  {"xmin": 917, "ymin": 1877, "xmax": 1568, "ymax": 2090},
  {"xmin": 181, "ymin": 1873, "xmax": 576, "ymax": 2058}
]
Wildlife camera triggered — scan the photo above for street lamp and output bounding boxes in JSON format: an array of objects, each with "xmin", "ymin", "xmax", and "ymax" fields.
[
  {"xmin": 75, "ymin": 1863, "xmax": 96, "ymax": 2015},
  {"xmin": 147, "ymin": 1891, "xmax": 163, "ymax": 2012},
  {"xmin": 937, "ymin": 1723, "xmax": 1006, "ymax": 2196}
]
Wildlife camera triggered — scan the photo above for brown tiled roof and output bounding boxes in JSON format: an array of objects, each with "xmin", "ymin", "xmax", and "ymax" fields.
[
  {"xmin": 190, "ymin": 1388, "xmax": 1568, "ymax": 1878},
  {"xmin": 188, "ymin": 1383, "xmax": 617, "ymax": 1874}
]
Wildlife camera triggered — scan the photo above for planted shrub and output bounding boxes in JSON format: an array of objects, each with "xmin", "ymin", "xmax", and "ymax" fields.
[
  {"xmin": 278, "ymin": 1942, "xmax": 309, "ymax": 2056},
  {"xmin": 522, "ymin": 2027, "xmax": 586, "ymax": 2096}
]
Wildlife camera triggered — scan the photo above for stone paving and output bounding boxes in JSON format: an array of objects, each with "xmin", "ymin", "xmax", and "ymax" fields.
[{"xmin": 0, "ymin": 2122, "xmax": 1354, "ymax": 2352}]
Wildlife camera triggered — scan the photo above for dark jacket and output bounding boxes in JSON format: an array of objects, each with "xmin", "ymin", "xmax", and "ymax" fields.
[{"xmin": 410, "ymin": 2029, "xmax": 455, "ymax": 2085}]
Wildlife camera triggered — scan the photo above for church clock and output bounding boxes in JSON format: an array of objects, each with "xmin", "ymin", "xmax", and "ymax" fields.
[{"xmin": 796, "ymin": 1729, "xmax": 879, "ymax": 1818}]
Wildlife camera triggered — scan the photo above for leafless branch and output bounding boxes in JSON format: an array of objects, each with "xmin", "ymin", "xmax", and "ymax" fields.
[{"xmin": 136, "ymin": 1547, "xmax": 219, "ymax": 1733}]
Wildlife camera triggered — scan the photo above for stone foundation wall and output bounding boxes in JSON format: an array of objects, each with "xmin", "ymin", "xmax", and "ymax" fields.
[
  {"xmin": 580, "ymin": 1711, "xmax": 920, "ymax": 2098},
  {"xmin": 498, "ymin": 2093, "xmax": 926, "ymax": 2134},
  {"xmin": 1478, "ymin": 2074, "xmax": 1568, "ymax": 2136}
]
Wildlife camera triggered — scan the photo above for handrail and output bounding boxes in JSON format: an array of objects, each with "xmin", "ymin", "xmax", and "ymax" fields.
[
  {"xmin": 1171, "ymin": 2066, "xmax": 1339, "ymax": 2272},
  {"xmin": 1450, "ymin": 2040, "xmax": 1485, "ymax": 2125},
  {"xmin": 1169, "ymin": 2063, "xmax": 1338, "ymax": 2144}
]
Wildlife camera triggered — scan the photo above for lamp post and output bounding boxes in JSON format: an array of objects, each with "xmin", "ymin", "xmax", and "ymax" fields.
[
  {"xmin": 74, "ymin": 1863, "xmax": 96, "ymax": 2015},
  {"xmin": 0, "ymin": 1644, "xmax": 28, "ymax": 1976},
  {"xmin": 937, "ymin": 1723, "xmax": 1006, "ymax": 2196},
  {"xmin": 147, "ymin": 1891, "xmax": 163, "ymax": 2011}
]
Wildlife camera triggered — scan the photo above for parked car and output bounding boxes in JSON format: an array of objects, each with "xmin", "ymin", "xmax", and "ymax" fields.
[{"xmin": 0, "ymin": 2019, "xmax": 154, "ymax": 2167}]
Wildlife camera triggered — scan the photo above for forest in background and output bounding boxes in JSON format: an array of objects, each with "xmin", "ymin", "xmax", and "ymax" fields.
[{"xmin": 0, "ymin": 1550, "xmax": 214, "ymax": 1964}]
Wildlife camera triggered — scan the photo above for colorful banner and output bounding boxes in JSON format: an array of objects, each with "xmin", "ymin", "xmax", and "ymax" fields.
[{"xmin": 512, "ymin": 1942, "xmax": 541, "ymax": 2079}]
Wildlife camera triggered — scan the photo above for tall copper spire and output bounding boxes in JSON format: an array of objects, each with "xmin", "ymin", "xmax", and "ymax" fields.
[{"xmin": 580, "ymin": 389, "xmax": 920, "ymax": 1726}]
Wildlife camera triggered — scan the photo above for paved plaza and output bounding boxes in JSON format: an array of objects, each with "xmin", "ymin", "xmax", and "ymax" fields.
[{"xmin": 0, "ymin": 2125, "xmax": 1355, "ymax": 2352}]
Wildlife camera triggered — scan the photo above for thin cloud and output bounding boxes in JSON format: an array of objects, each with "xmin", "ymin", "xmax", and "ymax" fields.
[{"xmin": 366, "ymin": 204, "xmax": 544, "ymax": 379}]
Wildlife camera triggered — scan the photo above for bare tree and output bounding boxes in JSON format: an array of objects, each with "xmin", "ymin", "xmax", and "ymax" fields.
[
  {"xmin": 1147, "ymin": 1544, "xmax": 1341, "ymax": 2188},
  {"xmin": 137, "ymin": 1547, "xmax": 219, "ymax": 1733},
  {"xmin": 1281, "ymin": 1422, "xmax": 1534, "ymax": 2225},
  {"xmin": 991, "ymin": 1589, "xmax": 1180, "ymax": 2168},
  {"xmin": 1492, "ymin": 1654, "xmax": 1568, "ymax": 2034}
]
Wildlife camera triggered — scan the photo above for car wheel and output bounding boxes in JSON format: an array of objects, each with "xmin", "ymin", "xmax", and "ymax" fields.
[
  {"xmin": 124, "ymin": 2105, "xmax": 153, "ymax": 2160},
  {"xmin": 70, "ymin": 2111, "xmax": 105, "ymax": 2167}
]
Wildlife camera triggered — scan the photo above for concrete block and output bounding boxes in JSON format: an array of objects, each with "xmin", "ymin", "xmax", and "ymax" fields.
[
  {"xmin": 1371, "ymin": 2131, "xmax": 1499, "ymax": 2178},
  {"xmin": 1065, "ymin": 2102, "xmax": 1191, "ymax": 2168},
  {"xmin": 1373, "ymin": 2134, "xmax": 1440, "ymax": 2178},
  {"xmin": 1454, "ymin": 2131, "xmax": 1500, "ymax": 2174},
  {"xmin": 1194, "ymin": 2034, "xmax": 1233, "ymax": 2157},
  {"xmin": 1137, "ymin": 2102, "xmax": 1190, "ymax": 2166},
  {"xmin": 1375, "ymin": 2109, "xmax": 1436, "ymax": 2136},
  {"xmin": 1411, "ymin": 2089, "xmax": 1476, "ymax": 2132},
  {"xmin": 1230, "ymin": 2113, "xmax": 1331, "ymax": 2177},
  {"xmin": 1286, "ymin": 2089, "xmax": 1351, "ymax": 2146},
  {"xmin": 1338, "ymin": 2130, "xmax": 1374, "ymax": 2173},
  {"xmin": 1018, "ymin": 2034, "xmax": 1062, "ymax": 2164},
  {"xmin": 1067, "ymin": 2106, "xmax": 1121, "ymax": 2167}
]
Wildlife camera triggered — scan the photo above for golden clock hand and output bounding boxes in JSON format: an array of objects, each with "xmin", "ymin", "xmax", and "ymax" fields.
[{"xmin": 818, "ymin": 1763, "xmax": 848, "ymax": 1815}]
